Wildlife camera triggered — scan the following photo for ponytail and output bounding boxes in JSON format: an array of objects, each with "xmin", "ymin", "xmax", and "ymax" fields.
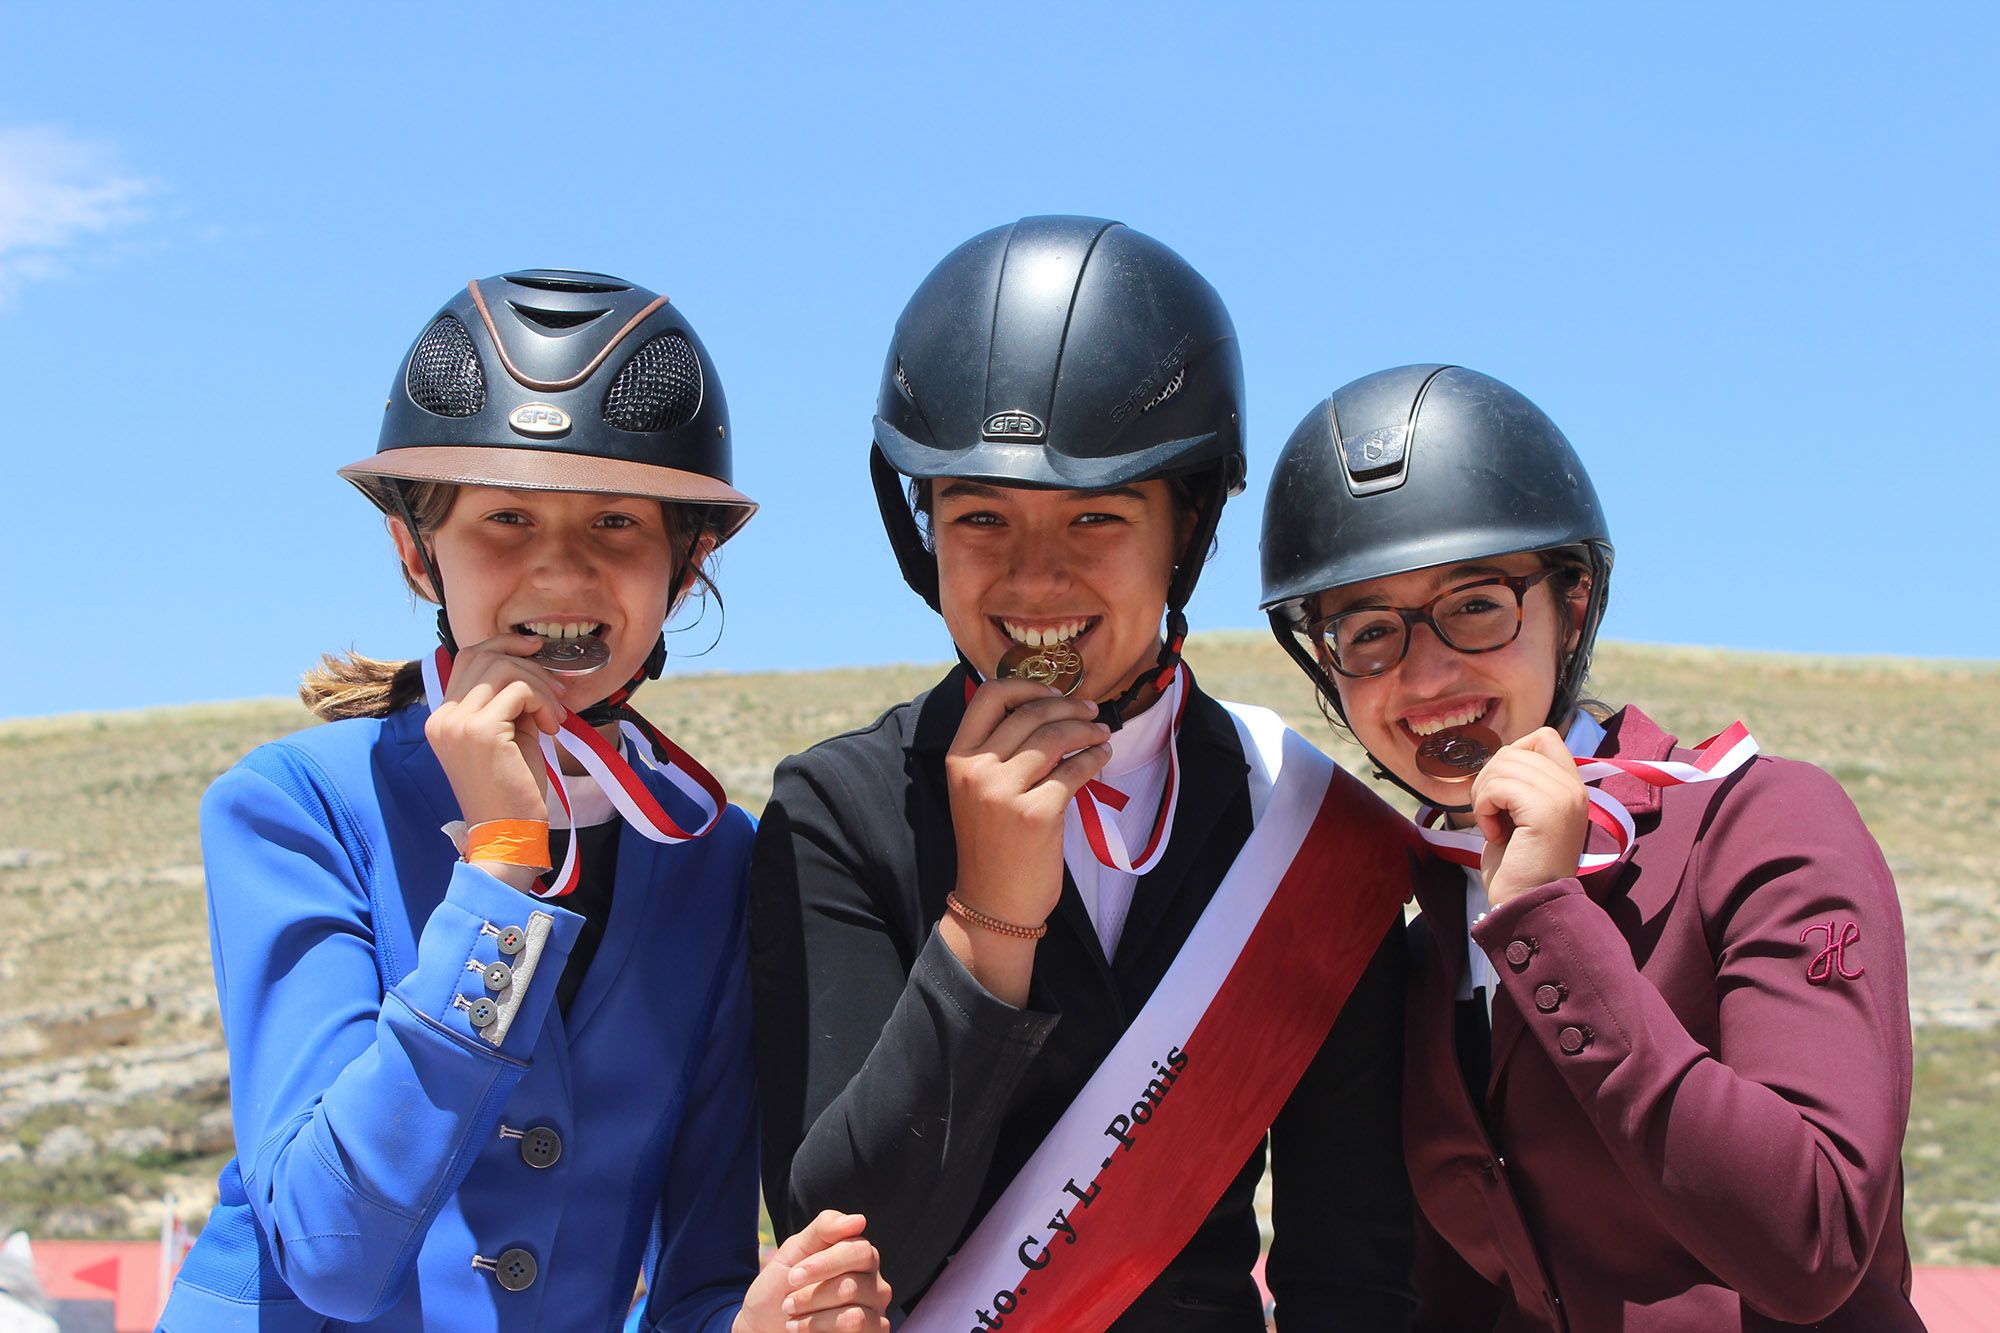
[{"xmin": 300, "ymin": 652, "xmax": 426, "ymax": 721}]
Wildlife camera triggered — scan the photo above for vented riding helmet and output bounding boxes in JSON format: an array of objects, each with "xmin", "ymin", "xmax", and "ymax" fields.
[
  {"xmin": 1259, "ymin": 364, "xmax": 1614, "ymax": 732},
  {"xmin": 340, "ymin": 269, "xmax": 756, "ymax": 669},
  {"xmin": 343, "ymin": 268, "xmax": 754, "ymax": 533},
  {"xmin": 872, "ymin": 216, "xmax": 1245, "ymax": 721}
]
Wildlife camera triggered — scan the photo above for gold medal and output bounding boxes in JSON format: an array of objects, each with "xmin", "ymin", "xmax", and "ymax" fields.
[
  {"xmin": 996, "ymin": 639, "xmax": 1084, "ymax": 696},
  {"xmin": 1415, "ymin": 724, "xmax": 1500, "ymax": 783}
]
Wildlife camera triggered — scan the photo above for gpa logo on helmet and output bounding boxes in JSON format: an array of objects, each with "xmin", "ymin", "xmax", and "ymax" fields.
[
  {"xmin": 982, "ymin": 410, "xmax": 1046, "ymax": 442},
  {"xmin": 509, "ymin": 403, "xmax": 572, "ymax": 437}
]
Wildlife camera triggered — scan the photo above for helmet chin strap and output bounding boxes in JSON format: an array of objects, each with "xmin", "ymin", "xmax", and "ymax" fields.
[
  {"xmin": 387, "ymin": 484, "xmax": 461, "ymax": 656},
  {"xmin": 1097, "ymin": 609, "xmax": 1187, "ymax": 732}
]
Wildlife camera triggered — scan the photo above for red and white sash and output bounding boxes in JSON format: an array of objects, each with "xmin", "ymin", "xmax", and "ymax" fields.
[
  {"xmin": 421, "ymin": 647, "xmax": 726, "ymax": 897},
  {"xmin": 1414, "ymin": 721, "xmax": 1760, "ymax": 876},
  {"xmin": 902, "ymin": 703, "xmax": 1414, "ymax": 1331}
]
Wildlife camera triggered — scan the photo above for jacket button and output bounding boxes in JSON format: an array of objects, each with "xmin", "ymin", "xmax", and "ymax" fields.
[
  {"xmin": 1504, "ymin": 937, "xmax": 1538, "ymax": 969},
  {"xmin": 467, "ymin": 998, "xmax": 498, "ymax": 1029},
  {"xmin": 521, "ymin": 1126, "xmax": 563, "ymax": 1169},
  {"xmin": 496, "ymin": 926, "xmax": 526, "ymax": 956},
  {"xmin": 1558, "ymin": 1024, "xmax": 1593, "ymax": 1055},
  {"xmin": 494, "ymin": 1247, "xmax": 537, "ymax": 1291},
  {"xmin": 482, "ymin": 961, "xmax": 515, "ymax": 992},
  {"xmin": 1534, "ymin": 982, "xmax": 1567, "ymax": 1012}
]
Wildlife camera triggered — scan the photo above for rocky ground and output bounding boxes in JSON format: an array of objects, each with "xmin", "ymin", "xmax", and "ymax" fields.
[{"xmin": 2, "ymin": 638, "xmax": 1994, "ymax": 1258}]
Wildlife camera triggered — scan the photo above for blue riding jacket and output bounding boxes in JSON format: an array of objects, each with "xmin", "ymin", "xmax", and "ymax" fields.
[{"xmin": 159, "ymin": 704, "xmax": 759, "ymax": 1331}]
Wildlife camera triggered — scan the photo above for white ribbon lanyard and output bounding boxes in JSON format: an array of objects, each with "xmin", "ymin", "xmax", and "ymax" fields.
[{"xmin": 422, "ymin": 647, "xmax": 725, "ymax": 897}]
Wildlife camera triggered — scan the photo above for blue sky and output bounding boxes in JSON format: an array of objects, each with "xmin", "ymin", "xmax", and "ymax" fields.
[{"xmin": 2, "ymin": 3, "xmax": 1994, "ymax": 718}]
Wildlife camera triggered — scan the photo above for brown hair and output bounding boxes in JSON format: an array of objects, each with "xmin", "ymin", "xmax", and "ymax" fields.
[{"xmin": 299, "ymin": 481, "xmax": 723, "ymax": 721}]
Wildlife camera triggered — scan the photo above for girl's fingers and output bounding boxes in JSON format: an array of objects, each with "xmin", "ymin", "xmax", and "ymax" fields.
[
  {"xmin": 1044, "ymin": 741, "xmax": 1114, "ymax": 797},
  {"xmin": 785, "ymin": 1309, "xmax": 890, "ymax": 1333},
  {"xmin": 979, "ymin": 693, "xmax": 1099, "ymax": 760},
  {"xmin": 771, "ymin": 1211, "xmax": 866, "ymax": 1269},
  {"xmin": 784, "ymin": 1238, "xmax": 881, "ymax": 1292},
  {"xmin": 1000, "ymin": 720, "xmax": 1116, "ymax": 784},
  {"xmin": 952, "ymin": 678, "xmax": 1065, "ymax": 752}
]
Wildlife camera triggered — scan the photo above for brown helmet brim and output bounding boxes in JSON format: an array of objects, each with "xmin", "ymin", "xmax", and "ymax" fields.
[{"xmin": 338, "ymin": 445, "xmax": 757, "ymax": 543}]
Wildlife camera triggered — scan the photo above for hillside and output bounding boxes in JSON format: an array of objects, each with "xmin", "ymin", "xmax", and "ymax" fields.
[{"xmin": 2, "ymin": 635, "xmax": 1995, "ymax": 1259}]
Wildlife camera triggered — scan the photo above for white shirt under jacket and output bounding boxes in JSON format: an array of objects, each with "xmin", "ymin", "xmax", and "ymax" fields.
[{"xmin": 1063, "ymin": 666, "xmax": 1282, "ymax": 961}]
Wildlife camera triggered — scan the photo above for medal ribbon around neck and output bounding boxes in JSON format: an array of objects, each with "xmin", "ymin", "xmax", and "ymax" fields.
[
  {"xmin": 422, "ymin": 647, "xmax": 727, "ymax": 898},
  {"xmin": 1075, "ymin": 664, "xmax": 1189, "ymax": 875},
  {"xmin": 1414, "ymin": 721, "xmax": 1759, "ymax": 876}
]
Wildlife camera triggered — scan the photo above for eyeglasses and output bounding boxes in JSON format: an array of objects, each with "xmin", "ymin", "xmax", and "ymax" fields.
[{"xmin": 1309, "ymin": 570, "xmax": 1560, "ymax": 679}]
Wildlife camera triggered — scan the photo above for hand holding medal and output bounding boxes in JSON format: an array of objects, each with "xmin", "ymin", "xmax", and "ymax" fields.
[
  {"xmin": 1455, "ymin": 726, "xmax": 1593, "ymax": 907},
  {"xmin": 943, "ymin": 642, "xmax": 1112, "ymax": 1005},
  {"xmin": 423, "ymin": 632, "xmax": 569, "ymax": 829},
  {"xmin": 1413, "ymin": 720, "xmax": 1762, "ymax": 893}
]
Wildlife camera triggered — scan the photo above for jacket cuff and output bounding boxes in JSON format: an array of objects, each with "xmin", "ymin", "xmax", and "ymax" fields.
[
  {"xmin": 913, "ymin": 927, "xmax": 1060, "ymax": 1048},
  {"xmin": 393, "ymin": 862, "xmax": 584, "ymax": 1058},
  {"xmin": 1472, "ymin": 878, "xmax": 1633, "ymax": 1075}
]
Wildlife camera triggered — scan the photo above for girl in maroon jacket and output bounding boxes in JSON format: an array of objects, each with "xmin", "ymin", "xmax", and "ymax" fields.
[{"xmin": 1257, "ymin": 365, "xmax": 1922, "ymax": 1331}]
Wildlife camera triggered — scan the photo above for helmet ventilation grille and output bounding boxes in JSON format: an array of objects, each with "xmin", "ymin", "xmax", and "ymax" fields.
[
  {"xmin": 406, "ymin": 315, "xmax": 486, "ymax": 417},
  {"xmin": 504, "ymin": 273, "xmax": 630, "ymax": 294},
  {"xmin": 603, "ymin": 333, "xmax": 702, "ymax": 432},
  {"xmin": 510, "ymin": 302, "xmax": 608, "ymax": 331}
]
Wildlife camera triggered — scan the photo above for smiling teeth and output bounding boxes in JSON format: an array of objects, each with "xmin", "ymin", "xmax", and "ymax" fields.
[
  {"xmin": 1408, "ymin": 703, "xmax": 1487, "ymax": 737},
  {"xmin": 1003, "ymin": 619, "xmax": 1086, "ymax": 647},
  {"xmin": 523, "ymin": 622, "xmax": 599, "ymax": 640}
]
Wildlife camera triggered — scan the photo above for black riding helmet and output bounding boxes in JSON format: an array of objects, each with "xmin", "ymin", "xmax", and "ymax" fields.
[
  {"xmin": 340, "ymin": 269, "xmax": 756, "ymax": 702},
  {"xmin": 871, "ymin": 216, "xmax": 1246, "ymax": 725},
  {"xmin": 1259, "ymin": 364, "xmax": 1614, "ymax": 797}
]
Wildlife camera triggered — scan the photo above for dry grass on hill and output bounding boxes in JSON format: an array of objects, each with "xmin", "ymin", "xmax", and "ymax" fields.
[{"xmin": 1, "ymin": 636, "xmax": 1995, "ymax": 1257}]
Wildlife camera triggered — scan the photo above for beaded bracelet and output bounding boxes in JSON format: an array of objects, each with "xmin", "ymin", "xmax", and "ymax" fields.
[
  {"xmin": 945, "ymin": 890, "xmax": 1048, "ymax": 941},
  {"xmin": 465, "ymin": 819, "xmax": 553, "ymax": 872}
]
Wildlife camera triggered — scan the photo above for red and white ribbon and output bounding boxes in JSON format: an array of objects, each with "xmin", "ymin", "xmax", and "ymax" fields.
[
  {"xmin": 1074, "ymin": 666, "xmax": 1188, "ymax": 876},
  {"xmin": 1415, "ymin": 721, "xmax": 1760, "ymax": 876},
  {"xmin": 422, "ymin": 647, "xmax": 726, "ymax": 898}
]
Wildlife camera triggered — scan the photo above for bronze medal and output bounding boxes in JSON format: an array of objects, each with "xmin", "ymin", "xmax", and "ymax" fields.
[
  {"xmin": 1415, "ymin": 724, "xmax": 1500, "ymax": 783},
  {"xmin": 531, "ymin": 636, "xmax": 611, "ymax": 676},
  {"xmin": 996, "ymin": 639, "xmax": 1084, "ymax": 696}
]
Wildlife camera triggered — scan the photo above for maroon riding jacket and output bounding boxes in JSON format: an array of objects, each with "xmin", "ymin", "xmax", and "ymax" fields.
[{"xmin": 1403, "ymin": 705, "xmax": 1922, "ymax": 1331}]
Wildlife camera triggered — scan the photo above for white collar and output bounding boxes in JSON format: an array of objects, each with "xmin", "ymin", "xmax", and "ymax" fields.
[{"xmin": 1097, "ymin": 669, "xmax": 1181, "ymax": 781}]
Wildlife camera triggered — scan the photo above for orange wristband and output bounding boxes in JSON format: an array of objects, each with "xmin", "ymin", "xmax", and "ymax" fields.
[{"xmin": 465, "ymin": 819, "xmax": 552, "ymax": 871}]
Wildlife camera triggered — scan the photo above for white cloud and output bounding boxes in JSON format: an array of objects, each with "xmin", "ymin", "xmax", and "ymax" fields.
[{"xmin": 0, "ymin": 127, "xmax": 155, "ymax": 303}]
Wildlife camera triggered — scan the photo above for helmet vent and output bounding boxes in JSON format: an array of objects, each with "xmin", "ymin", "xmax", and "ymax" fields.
[
  {"xmin": 510, "ymin": 302, "xmax": 608, "ymax": 331},
  {"xmin": 406, "ymin": 315, "xmax": 486, "ymax": 417},
  {"xmin": 504, "ymin": 273, "xmax": 630, "ymax": 294},
  {"xmin": 894, "ymin": 358, "xmax": 917, "ymax": 403},
  {"xmin": 603, "ymin": 332, "xmax": 702, "ymax": 433},
  {"xmin": 1140, "ymin": 364, "xmax": 1187, "ymax": 414}
]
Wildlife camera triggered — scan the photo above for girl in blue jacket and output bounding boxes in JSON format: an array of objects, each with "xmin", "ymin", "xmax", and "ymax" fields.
[{"xmin": 160, "ymin": 271, "xmax": 891, "ymax": 1333}]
